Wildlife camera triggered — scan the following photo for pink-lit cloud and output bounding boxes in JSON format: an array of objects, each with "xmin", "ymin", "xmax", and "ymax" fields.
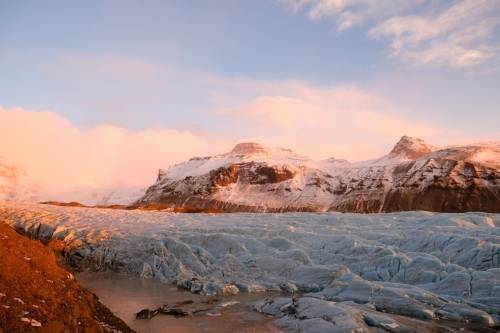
[
  {"xmin": 208, "ymin": 82, "xmax": 457, "ymax": 160},
  {"xmin": 0, "ymin": 107, "xmax": 223, "ymax": 192},
  {"xmin": 0, "ymin": 80, "xmax": 489, "ymax": 193}
]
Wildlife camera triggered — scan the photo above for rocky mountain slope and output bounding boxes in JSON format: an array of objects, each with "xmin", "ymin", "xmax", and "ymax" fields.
[
  {"xmin": 0, "ymin": 221, "xmax": 134, "ymax": 333},
  {"xmin": 136, "ymin": 136, "xmax": 500, "ymax": 213}
]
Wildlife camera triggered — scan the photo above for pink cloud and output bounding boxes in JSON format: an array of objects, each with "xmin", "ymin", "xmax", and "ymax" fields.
[
  {"xmin": 0, "ymin": 107, "xmax": 222, "ymax": 192},
  {"xmin": 211, "ymin": 83, "xmax": 444, "ymax": 160},
  {"xmin": 0, "ymin": 82, "xmax": 489, "ymax": 193}
]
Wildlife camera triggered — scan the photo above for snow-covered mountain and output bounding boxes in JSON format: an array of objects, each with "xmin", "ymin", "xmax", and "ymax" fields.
[
  {"xmin": 136, "ymin": 136, "xmax": 500, "ymax": 213},
  {"xmin": 0, "ymin": 157, "xmax": 37, "ymax": 201},
  {"xmin": 0, "ymin": 157, "xmax": 144, "ymax": 206},
  {"xmin": 39, "ymin": 186, "xmax": 147, "ymax": 207}
]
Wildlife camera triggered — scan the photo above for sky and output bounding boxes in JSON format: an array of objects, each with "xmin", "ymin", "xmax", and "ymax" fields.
[{"xmin": 1, "ymin": 0, "xmax": 500, "ymax": 191}]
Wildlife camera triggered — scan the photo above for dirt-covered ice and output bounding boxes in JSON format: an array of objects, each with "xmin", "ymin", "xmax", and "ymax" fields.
[{"xmin": 1, "ymin": 201, "xmax": 499, "ymax": 332}]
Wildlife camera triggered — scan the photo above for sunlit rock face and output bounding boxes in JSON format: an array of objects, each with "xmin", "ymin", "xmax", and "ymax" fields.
[{"xmin": 136, "ymin": 137, "xmax": 500, "ymax": 213}]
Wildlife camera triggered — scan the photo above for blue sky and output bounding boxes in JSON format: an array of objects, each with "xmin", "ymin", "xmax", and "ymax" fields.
[
  {"xmin": 1, "ymin": 0, "xmax": 381, "ymax": 80},
  {"xmin": 1, "ymin": 0, "xmax": 500, "ymax": 188},
  {"xmin": 1, "ymin": 1, "xmax": 383, "ymax": 122}
]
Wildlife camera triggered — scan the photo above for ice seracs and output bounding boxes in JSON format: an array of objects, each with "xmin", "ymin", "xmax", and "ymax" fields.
[
  {"xmin": 1, "ymin": 202, "xmax": 499, "ymax": 332},
  {"xmin": 137, "ymin": 136, "xmax": 500, "ymax": 213}
]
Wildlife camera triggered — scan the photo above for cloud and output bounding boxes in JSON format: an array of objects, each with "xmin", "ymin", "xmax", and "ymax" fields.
[
  {"xmin": 369, "ymin": 0, "xmax": 500, "ymax": 68},
  {"xmin": 0, "ymin": 107, "xmax": 222, "ymax": 192},
  {"xmin": 209, "ymin": 82, "xmax": 442, "ymax": 160},
  {"xmin": 285, "ymin": 0, "xmax": 419, "ymax": 31},
  {"xmin": 0, "ymin": 81, "xmax": 488, "ymax": 194},
  {"xmin": 280, "ymin": 0, "xmax": 500, "ymax": 68}
]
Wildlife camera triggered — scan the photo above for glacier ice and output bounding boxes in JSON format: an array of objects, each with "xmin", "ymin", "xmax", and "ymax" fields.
[{"xmin": 1, "ymin": 201, "xmax": 499, "ymax": 332}]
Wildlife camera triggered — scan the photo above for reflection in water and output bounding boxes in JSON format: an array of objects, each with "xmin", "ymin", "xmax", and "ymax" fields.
[{"xmin": 77, "ymin": 272, "xmax": 284, "ymax": 333}]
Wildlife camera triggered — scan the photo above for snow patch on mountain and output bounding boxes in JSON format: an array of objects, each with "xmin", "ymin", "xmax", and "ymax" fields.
[
  {"xmin": 469, "ymin": 143, "xmax": 500, "ymax": 167},
  {"xmin": 160, "ymin": 142, "xmax": 310, "ymax": 182}
]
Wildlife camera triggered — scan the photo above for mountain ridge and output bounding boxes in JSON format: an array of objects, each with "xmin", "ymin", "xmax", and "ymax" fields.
[
  {"xmin": 2, "ymin": 137, "xmax": 499, "ymax": 212},
  {"xmin": 136, "ymin": 136, "xmax": 500, "ymax": 213}
]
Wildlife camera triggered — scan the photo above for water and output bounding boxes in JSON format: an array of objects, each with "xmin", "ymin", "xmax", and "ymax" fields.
[
  {"xmin": 77, "ymin": 272, "xmax": 500, "ymax": 333},
  {"xmin": 77, "ymin": 272, "xmax": 284, "ymax": 333}
]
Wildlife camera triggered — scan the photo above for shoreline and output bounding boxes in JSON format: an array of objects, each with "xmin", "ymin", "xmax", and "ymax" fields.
[{"xmin": 77, "ymin": 271, "xmax": 284, "ymax": 333}]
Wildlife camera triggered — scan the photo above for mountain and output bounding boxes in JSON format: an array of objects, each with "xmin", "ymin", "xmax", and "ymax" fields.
[
  {"xmin": 0, "ymin": 157, "xmax": 144, "ymax": 206},
  {"xmin": 0, "ymin": 157, "xmax": 37, "ymax": 201},
  {"xmin": 136, "ymin": 136, "xmax": 500, "ymax": 213},
  {"xmin": 40, "ymin": 186, "xmax": 147, "ymax": 206}
]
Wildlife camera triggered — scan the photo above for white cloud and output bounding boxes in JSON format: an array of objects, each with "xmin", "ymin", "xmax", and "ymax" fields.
[
  {"xmin": 369, "ymin": 0, "xmax": 500, "ymax": 68},
  {"xmin": 280, "ymin": 0, "xmax": 500, "ymax": 68},
  {"xmin": 281, "ymin": 0, "xmax": 422, "ymax": 30}
]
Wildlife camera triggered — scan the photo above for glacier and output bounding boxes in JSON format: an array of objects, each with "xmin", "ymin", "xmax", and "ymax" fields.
[{"xmin": 1, "ymin": 201, "xmax": 499, "ymax": 332}]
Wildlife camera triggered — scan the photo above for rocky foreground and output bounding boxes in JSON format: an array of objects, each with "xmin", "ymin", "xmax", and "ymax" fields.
[
  {"xmin": 0, "ymin": 221, "xmax": 134, "ymax": 333},
  {"xmin": 1, "ymin": 201, "xmax": 499, "ymax": 332},
  {"xmin": 136, "ymin": 136, "xmax": 500, "ymax": 213}
]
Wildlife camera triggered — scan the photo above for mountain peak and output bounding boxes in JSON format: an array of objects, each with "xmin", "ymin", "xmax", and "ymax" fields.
[
  {"xmin": 389, "ymin": 136, "xmax": 434, "ymax": 159},
  {"xmin": 230, "ymin": 142, "xmax": 267, "ymax": 155}
]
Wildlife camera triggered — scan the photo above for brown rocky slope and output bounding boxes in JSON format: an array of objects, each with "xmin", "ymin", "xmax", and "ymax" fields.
[{"xmin": 0, "ymin": 222, "xmax": 134, "ymax": 333}]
